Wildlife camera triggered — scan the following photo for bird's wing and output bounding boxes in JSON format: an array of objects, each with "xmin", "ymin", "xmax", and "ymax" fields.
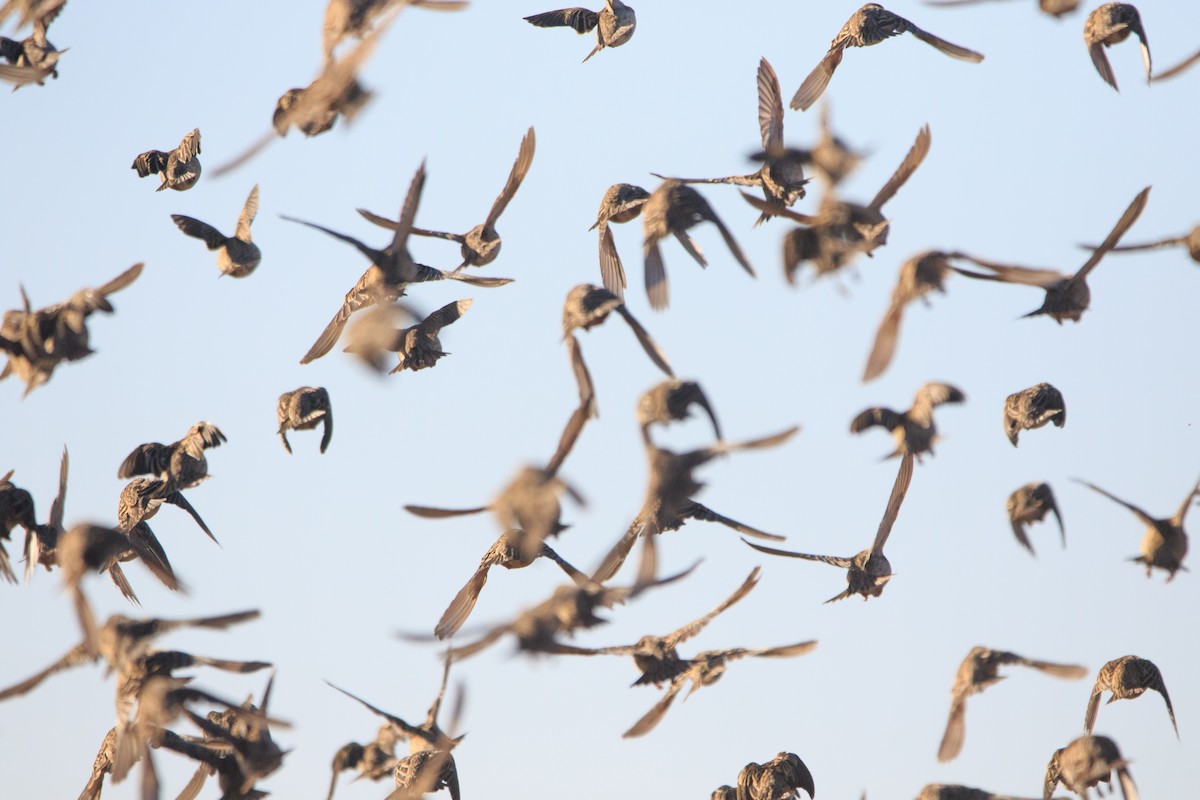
[
  {"xmin": 0, "ymin": 640, "xmax": 93, "ymax": 700},
  {"xmin": 708, "ymin": 211, "xmax": 756, "ymax": 277},
  {"xmin": 869, "ymin": 452, "xmax": 915, "ymax": 556},
  {"xmin": 405, "ymin": 504, "xmax": 491, "ymax": 518},
  {"xmin": 1073, "ymin": 186, "xmax": 1151, "ymax": 282},
  {"xmin": 326, "ymin": 682, "xmax": 422, "ymax": 738},
  {"xmin": 742, "ymin": 538, "xmax": 851, "ymax": 568},
  {"xmin": 177, "ymin": 129, "xmax": 201, "ymax": 161},
  {"xmin": 390, "ymin": 160, "xmax": 428, "ymax": 263},
  {"xmin": 117, "ymin": 443, "xmax": 171, "ymax": 479},
  {"xmin": 418, "ymin": 299, "xmax": 473, "ymax": 336},
  {"xmin": 591, "ymin": 518, "xmax": 644, "ymax": 583},
  {"xmin": 49, "ymin": 444, "xmax": 68, "ymax": 528},
  {"xmin": 869, "ymin": 124, "xmax": 931, "ymax": 211},
  {"xmin": 903, "ymin": 21, "xmax": 985, "ymax": 62},
  {"xmin": 664, "ymin": 567, "xmax": 761, "ymax": 648},
  {"xmin": 739, "ymin": 190, "xmax": 818, "ymax": 224},
  {"xmin": 757, "ymin": 57, "xmax": 785, "ymax": 152},
  {"xmin": 1152, "ymin": 47, "xmax": 1200, "ymax": 81},
  {"xmin": 485, "ymin": 127, "xmax": 536, "ymax": 229},
  {"xmin": 643, "ymin": 239, "xmax": 669, "ymax": 311},
  {"xmin": 849, "ymin": 407, "xmax": 903, "ymax": 434},
  {"xmin": 598, "ymin": 224, "xmax": 627, "ymax": 298},
  {"xmin": 684, "ymin": 502, "xmax": 785, "ymax": 542},
  {"xmin": 435, "ymin": 567, "xmax": 490, "ymax": 640},
  {"xmin": 546, "ymin": 403, "xmax": 590, "ymax": 479},
  {"xmin": 172, "ymin": 215, "xmax": 227, "ymax": 250},
  {"xmin": 1073, "ymin": 479, "xmax": 1156, "ymax": 526},
  {"xmin": 615, "ymin": 306, "xmax": 674, "ymax": 377},
  {"xmin": 862, "ymin": 302, "xmax": 904, "ymax": 383},
  {"xmin": 790, "ymin": 45, "xmax": 845, "ymax": 112},
  {"xmin": 523, "ymin": 8, "xmax": 599, "ymax": 33},
  {"xmin": 96, "ymin": 263, "xmax": 145, "ymax": 298},
  {"xmin": 710, "ymin": 424, "xmax": 799, "ymax": 455},
  {"xmin": 235, "ymin": 184, "xmax": 260, "ymax": 241},
  {"xmin": 953, "ymin": 255, "xmax": 1068, "ymax": 287},
  {"xmin": 162, "ymin": 489, "xmax": 219, "ymax": 545},
  {"xmin": 623, "ymin": 680, "xmax": 684, "ymax": 738},
  {"xmin": 937, "ymin": 696, "xmax": 967, "ymax": 762},
  {"xmin": 302, "ymin": 282, "xmax": 380, "ymax": 364}
]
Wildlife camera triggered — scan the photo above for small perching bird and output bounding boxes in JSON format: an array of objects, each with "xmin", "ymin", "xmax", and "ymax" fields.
[
  {"xmin": 523, "ymin": 1, "xmax": 636, "ymax": 62},
  {"xmin": 277, "ymin": 386, "xmax": 333, "ymax": 454},
  {"xmin": 1074, "ymin": 473, "xmax": 1198, "ymax": 581},
  {"xmin": 172, "ymin": 184, "xmax": 262, "ymax": 278},
  {"xmin": 1084, "ymin": 3, "xmax": 1151, "ymax": 91},
  {"xmin": 850, "ymin": 381, "xmax": 965, "ymax": 461},
  {"xmin": 1084, "ymin": 655, "xmax": 1177, "ymax": 737},
  {"xmin": 790, "ymin": 4, "xmax": 983, "ymax": 111},
  {"xmin": 132, "ymin": 129, "xmax": 202, "ymax": 192},
  {"xmin": 1006, "ymin": 482, "xmax": 1064, "ymax": 556},
  {"xmin": 1002, "ymin": 383, "xmax": 1065, "ymax": 446},
  {"xmin": 1044, "ymin": 735, "xmax": 1138, "ymax": 800},
  {"xmin": 590, "ymin": 183, "xmax": 650, "ymax": 297},
  {"xmin": 937, "ymin": 646, "xmax": 1088, "ymax": 763}
]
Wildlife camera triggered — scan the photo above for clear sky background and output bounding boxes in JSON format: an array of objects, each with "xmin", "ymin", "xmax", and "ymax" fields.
[{"xmin": 2, "ymin": 1, "xmax": 1198, "ymax": 798}]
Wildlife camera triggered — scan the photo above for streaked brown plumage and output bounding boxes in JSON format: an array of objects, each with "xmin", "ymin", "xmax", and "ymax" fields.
[
  {"xmin": 1003, "ymin": 383, "xmax": 1065, "ymax": 446},
  {"xmin": 937, "ymin": 646, "xmax": 1087, "ymax": 762},
  {"xmin": 637, "ymin": 378, "xmax": 721, "ymax": 445},
  {"xmin": 1045, "ymin": 735, "xmax": 1138, "ymax": 800},
  {"xmin": 277, "ymin": 386, "xmax": 333, "ymax": 454},
  {"xmin": 118, "ymin": 421, "xmax": 227, "ymax": 492},
  {"xmin": 1085, "ymin": 655, "xmax": 1177, "ymax": 737},
  {"xmin": 132, "ymin": 128, "xmax": 201, "ymax": 192},
  {"xmin": 359, "ymin": 127, "xmax": 535, "ymax": 271},
  {"xmin": 77, "ymin": 727, "xmax": 116, "ymax": 800},
  {"xmin": 736, "ymin": 752, "xmax": 815, "ymax": 800},
  {"xmin": 744, "ymin": 452, "xmax": 914, "ymax": 603},
  {"xmin": 952, "ymin": 187, "xmax": 1151, "ymax": 323},
  {"xmin": 117, "ymin": 477, "xmax": 217, "ymax": 544},
  {"xmin": 591, "ymin": 183, "xmax": 650, "ymax": 298},
  {"xmin": 1007, "ymin": 482, "xmax": 1064, "ymax": 556},
  {"xmin": 1075, "ymin": 474, "xmax": 1197, "ymax": 581},
  {"xmin": 1085, "ymin": 3, "xmax": 1150, "ymax": 91},
  {"xmin": 641, "ymin": 180, "xmax": 755, "ymax": 310},
  {"xmin": 524, "ymin": 0, "xmax": 636, "ymax": 62},
  {"xmin": 562, "ymin": 283, "xmax": 673, "ymax": 377},
  {"xmin": 791, "ymin": 4, "xmax": 983, "ymax": 111},
  {"xmin": 172, "ymin": 185, "xmax": 261, "ymax": 278},
  {"xmin": 850, "ymin": 381, "xmax": 965, "ymax": 461}
]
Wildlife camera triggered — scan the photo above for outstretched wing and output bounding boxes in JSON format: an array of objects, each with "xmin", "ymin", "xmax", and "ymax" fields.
[
  {"xmin": 524, "ymin": 8, "xmax": 599, "ymax": 33},
  {"xmin": 869, "ymin": 452, "xmax": 915, "ymax": 556},
  {"xmin": 485, "ymin": 127, "xmax": 536, "ymax": 229}
]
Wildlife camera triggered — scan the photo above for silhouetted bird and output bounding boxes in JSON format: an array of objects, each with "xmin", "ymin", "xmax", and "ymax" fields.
[
  {"xmin": 791, "ymin": 4, "xmax": 983, "ymax": 111},
  {"xmin": 1085, "ymin": 3, "xmax": 1150, "ymax": 91},
  {"xmin": 1074, "ymin": 474, "xmax": 1198, "ymax": 581},
  {"xmin": 1044, "ymin": 735, "xmax": 1138, "ymax": 800},
  {"xmin": 1085, "ymin": 655, "xmax": 1177, "ymax": 737},
  {"xmin": 277, "ymin": 386, "xmax": 333, "ymax": 453},
  {"xmin": 524, "ymin": 1, "xmax": 636, "ymax": 62},
  {"xmin": 172, "ymin": 185, "xmax": 261, "ymax": 278},
  {"xmin": 1007, "ymin": 482, "xmax": 1064, "ymax": 556},
  {"xmin": 850, "ymin": 381, "xmax": 965, "ymax": 461},
  {"xmin": 1003, "ymin": 383, "xmax": 1065, "ymax": 446}
]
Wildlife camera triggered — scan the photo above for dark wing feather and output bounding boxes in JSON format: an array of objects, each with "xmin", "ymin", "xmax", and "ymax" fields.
[
  {"xmin": 524, "ymin": 8, "xmax": 599, "ymax": 33},
  {"xmin": 172, "ymin": 215, "xmax": 228, "ymax": 250},
  {"xmin": 756, "ymin": 57, "xmax": 784, "ymax": 152},
  {"xmin": 485, "ymin": 127, "xmax": 535, "ymax": 229}
]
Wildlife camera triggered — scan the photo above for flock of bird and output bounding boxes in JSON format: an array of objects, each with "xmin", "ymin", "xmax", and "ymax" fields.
[{"xmin": 1, "ymin": 0, "xmax": 1196, "ymax": 799}]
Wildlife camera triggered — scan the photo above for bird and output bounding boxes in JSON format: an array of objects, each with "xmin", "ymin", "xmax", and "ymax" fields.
[
  {"xmin": 343, "ymin": 299, "xmax": 474, "ymax": 374},
  {"xmin": 1007, "ymin": 482, "xmax": 1064, "ymax": 556},
  {"xmin": 923, "ymin": 0, "xmax": 1081, "ymax": 18},
  {"xmin": 624, "ymin": 640, "xmax": 818, "ymax": 738},
  {"xmin": 1044, "ymin": 735, "xmax": 1138, "ymax": 800},
  {"xmin": 790, "ymin": 4, "xmax": 983, "ymax": 111},
  {"xmin": 543, "ymin": 335, "xmax": 600, "ymax": 479},
  {"xmin": 117, "ymin": 477, "xmax": 218, "ymax": 545},
  {"xmin": 523, "ymin": 1, "xmax": 636, "ymax": 62},
  {"xmin": 637, "ymin": 378, "xmax": 722, "ymax": 445},
  {"xmin": 1074, "ymin": 474, "xmax": 1198, "ymax": 581},
  {"xmin": 0, "ymin": 0, "xmax": 64, "ymax": 88},
  {"xmin": 358, "ymin": 126, "xmax": 535, "ymax": 271},
  {"xmin": 284, "ymin": 163, "xmax": 512, "ymax": 364},
  {"xmin": 390, "ymin": 747, "xmax": 461, "ymax": 800},
  {"xmin": 277, "ymin": 386, "xmax": 333, "ymax": 453},
  {"xmin": 951, "ymin": 187, "xmax": 1151, "ymax": 323},
  {"xmin": 561, "ymin": 283, "xmax": 673, "ymax": 377},
  {"xmin": 862, "ymin": 250, "xmax": 967, "ymax": 382},
  {"xmin": 590, "ymin": 183, "xmax": 650, "ymax": 298},
  {"xmin": 0, "ymin": 468, "xmax": 36, "ymax": 582},
  {"xmin": 652, "ymin": 59, "xmax": 810, "ymax": 226},
  {"xmin": 937, "ymin": 646, "xmax": 1088, "ymax": 762},
  {"xmin": 1081, "ymin": 222, "xmax": 1200, "ymax": 264},
  {"xmin": 915, "ymin": 785, "xmax": 1062, "ymax": 800},
  {"xmin": 132, "ymin": 129, "xmax": 202, "ymax": 192},
  {"xmin": 1151, "ymin": 46, "xmax": 1200, "ymax": 81},
  {"xmin": 1002, "ymin": 383, "xmax": 1065, "ymax": 446},
  {"xmin": 434, "ymin": 527, "xmax": 590, "ymax": 640},
  {"xmin": 118, "ymin": 421, "xmax": 227, "ymax": 492},
  {"xmin": 1085, "ymin": 655, "xmax": 1177, "ymax": 737},
  {"xmin": 1084, "ymin": 3, "xmax": 1151, "ymax": 91},
  {"xmin": 77, "ymin": 727, "xmax": 116, "ymax": 800},
  {"xmin": 736, "ymin": 752, "xmax": 816, "ymax": 800},
  {"xmin": 172, "ymin": 185, "xmax": 262, "ymax": 278},
  {"xmin": 20, "ymin": 447, "xmax": 67, "ymax": 582},
  {"xmin": 743, "ymin": 452, "xmax": 914, "ymax": 603},
  {"xmin": 322, "ymin": 0, "xmax": 467, "ymax": 66},
  {"xmin": 641, "ymin": 180, "xmax": 755, "ymax": 310},
  {"xmin": 590, "ymin": 426, "xmax": 797, "ymax": 583},
  {"xmin": 327, "ymin": 724, "xmax": 401, "ymax": 800},
  {"xmin": 850, "ymin": 381, "xmax": 965, "ymax": 461}
]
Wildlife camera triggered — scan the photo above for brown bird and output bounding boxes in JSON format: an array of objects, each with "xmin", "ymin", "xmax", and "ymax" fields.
[
  {"xmin": 132, "ymin": 129, "xmax": 201, "ymax": 192},
  {"xmin": 0, "ymin": 0, "xmax": 64, "ymax": 88},
  {"xmin": 285, "ymin": 163, "xmax": 511, "ymax": 364},
  {"xmin": 77, "ymin": 727, "xmax": 116, "ymax": 800},
  {"xmin": 117, "ymin": 477, "xmax": 218, "ymax": 544},
  {"xmin": 435, "ymin": 527, "xmax": 590, "ymax": 640},
  {"xmin": 349, "ymin": 299, "xmax": 473, "ymax": 374},
  {"xmin": 1044, "ymin": 735, "xmax": 1138, "ymax": 800},
  {"xmin": 952, "ymin": 186, "xmax": 1150, "ymax": 323},
  {"xmin": 1085, "ymin": 655, "xmax": 1177, "ymax": 737},
  {"xmin": 850, "ymin": 381, "xmax": 965, "ymax": 461},
  {"xmin": 862, "ymin": 250, "xmax": 966, "ymax": 382},
  {"xmin": 359, "ymin": 127, "xmax": 535, "ymax": 271},
  {"xmin": 1081, "ymin": 223, "xmax": 1200, "ymax": 264},
  {"xmin": 277, "ymin": 386, "xmax": 333, "ymax": 454},
  {"xmin": 0, "ymin": 468, "xmax": 36, "ymax": 583},
  {"xmin": 1074, "ymin": 474, "xmax": 1198, "ymax": 581},
  {"xmin": 915, "ymin": 785, "xmax": 1062, "ymax": 800},
  {"xmin": 653, "ymin": 59, "xmax": 810, "ymax": 226},
  {"xmin": 1007, "ymin": 482, "xmax": 1064, "ymax": 556},
  {"xmin": 937, "ymin": 646, "xmax": 1088, "ymax": 762},
  {"xmin": 591, "ymin": 426, "xmax": 797, "ymax": 583},
  {"xmin": 1085, "ymin": 3, "xmax": 1150, "ymax": 91},
  {"xmin": 1003, "ymin": 383, "xmax": 1065, "ymax": 446},
  {"xmin": 20, "ymin": 447, "xmax": 68, "ymax": 583},
  {"xmin": 590, "ymin": 183, "xmax": 650, "ymax": 298},
  {"xmin": 327, "ymin": 724, "xmax": 401, "ymax": 800},
  {"xmin": 390, "ymin": 748, "xmax": 461, "ymax": 800},
  {"xmin": 642, "ymin": 180, "xmax": 755, "ymax": 310},
  {"xmin": 923, "ymin": 0, "xmax": 1081, "ymax": 18},
  {"xmin": 562, "ymin": 283, "xmax": 673, "ymax": 377},
  {"xmin": 1152, "ymin": 47, "xmax": 1200, "ymax": 81},
  {"xmin": 322, "ymin": 0, "xmax": 466, "ymax": 66},
  {"xmin": 736, "ymin": 752, "xmax": 816, "ymax": 800},
  {"xmin": 637, "ymin": 378, "xmax": 722, "ymax": 445},
  {"xmin": 119, "ymin": 421, "xmax": 227, "ymax": 492},
  {"xmin": 339, "ymin": 301, "xmax": 419, "ymax": 372},
  {"xmin": 172, "ymin": 185, "xmax": 262, "ymax": 278},
  {"xmin": 791, "ymin": 4, "xmax": 983, "ymax": 111},
  {"xmin": 524, "ymin": 1, "xmax": 636, "ymax": 62},
  {"xmin": 744, "ymin": 452, "xmax": 914, "ymax": 603},
  {"xmin": 544, "ymin": 334, "xmax": 599, "ymax": 478},
  {"xmin": 624, "ymin": 640, "xmax": 818, "ymax": 738}
]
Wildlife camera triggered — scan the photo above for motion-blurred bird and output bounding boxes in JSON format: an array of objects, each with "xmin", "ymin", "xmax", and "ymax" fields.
[
  {"xmin": 791, "ymin": 4, "xmax": 983, "ymax": 111},
  {"xmin": 172, "ymin": 185, "xmax": 261, "ymax": 278},
  {"xmin": 937, "ymin": 646, "xmax": 1087, "ymax": 762},
  {"xmin": 850, "ymin": 381, "xmax": 965, "ymax": 461},
  {"xmin": 923, "ymin": 0, "xmax": 1080, "ymax": 18},
  {"xmin": 359, "ymin": 127, "xmax": 535, "ymax": 271},
  {"xmin": 1085, "ymin": 655, "xmax": 1177, "ymax": 737},
  {"xmin": 1074, "ymin": 474, "xmax": 1197, "ymax": 581},
  {"xmin": 0, "ymin": 0, "xmax": 64, "ymax": 87},
  {"xmin": 637, "ymin": 378, "xmax": 722, "ymax": 445},
  {"xmin": 322, "ymin": 0, "xmax": 466, "ymax": 65},
  {"xmin": 117, "ymin": 477, "xmax": 217, "ymax": 544},
  {"xmin": 1084, "ymin": 3, "xmax": 1150, "ymax": 91},
  {"xmin": 642, "ymin": 181, "xmax": 755, "ymax": 310},
  {"xmin": 0, "ymin": 468, "xmax": 35, "ymax": 582},
  {"xmin": 524, "ymin": 1, "xmax": 636, "ymax": 62},
  {"xmin": 590, "ymin": 183, "xmax": 650, "ymax": 297},
  {"xmin": 1044, "ymin": 735, "xmax": 1138, "ymax": 800},
  {"xmin": 915, "ymin": 785, "xmax": 1061, "ymax": 800},
  {"xmin": 562, "ymin": 283, "xmax": 673, "ymax": 377},
  {"xmin": 132, "ymin": 129, "xmax": 202, "ymax": 192},
  {"xmin": 1007, "ymin": 482, "xmax": 1064, "ymax": 556},
  {"xmin": 327, "ymin": 724, "xmax": 401, "ymax": 800},
  {"xmin": 1081, "ymin": 223, "xmax": 1200, "ymax": 264},
  {"xmin": 277, "ymin": 386, "xmax": 333, "ymax": 453},
  {"xmin": 1003, "ymin": 383, "xmax": 1065, "ymax": 446},
  {"xmin": 736, "ymin": 752, "xmax": 816, "ymax": 800}
]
